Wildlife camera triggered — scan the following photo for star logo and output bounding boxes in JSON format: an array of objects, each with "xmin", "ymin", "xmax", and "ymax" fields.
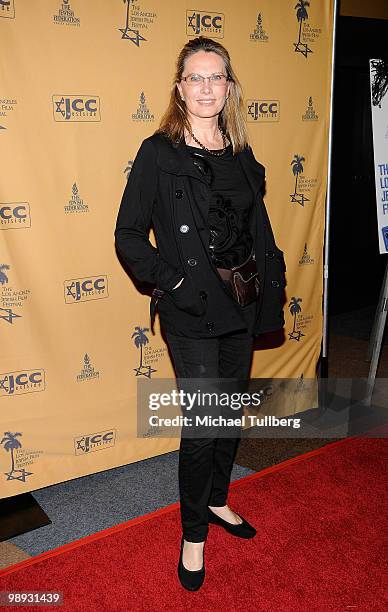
[
  {"xmin": 187, "ymin": 13, "xmax": 197, "ymax": 33},
  {"xmin": 5, "ymin": 468, "xmax": 33, "ymax": 482},
  {"xmin": 293, "ymin": 41, "xmax": 313, "ymax": 58},
  {"xmin": 288, "ymin": 330, "xmax": 305, "ymax": 342},
  {"xmin": 119, "ymin": 27, "xmax": 146, "ymax": 46},
  {"xmin": 0, "ymin": 308, "xmax": 21, "ymax": 324},
  {"xmin": 290, "ymin": 192, "xmax": 310, "ymax": 206},
  {"xmin": 133, "ymin": 364, "xmax": 157, "ymax": 378}
]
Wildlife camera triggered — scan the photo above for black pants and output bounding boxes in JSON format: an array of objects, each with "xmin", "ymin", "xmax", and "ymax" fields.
[{"xmin": 165, "ymin": 296, "xmax": 257, "ymax": 542}]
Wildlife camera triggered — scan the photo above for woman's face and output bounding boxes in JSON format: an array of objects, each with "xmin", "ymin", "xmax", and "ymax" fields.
[{"xmin": 177, "ymin": 50, "xmax": 231, "ymax": 122}]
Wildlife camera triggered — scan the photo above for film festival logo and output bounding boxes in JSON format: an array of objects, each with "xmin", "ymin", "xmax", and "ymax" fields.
[
  {"xmin": 250, "ymin": 13, "xmax": 269, "ymax": 43},
  {"xmin": 0, "ymin": 97, "xmax": 17, "ymax": 130},
  {"xmin": 131, "ymin": 326, "xmax": 169, "ymax": 378},
  {"xmin": 1, "ymin": 432, "xmax": 43, "ymax": 482},
  {"xmin": 53, "ymin": 95, "xmax": 100, "ymax": 122},
  {"xmin": 0, "ymin": 202, "xmax": 31, "ymax": 229},
  {"xmin": 302, "ymin": 96, "xmax": 318, "ymax": 121},
  {"xmin": 119, "ymin": 0, "xmax": 157, "ymax": 46},
  {"xmin": 0, "ymin": 263, "xmax": 31, "ymax": 325},
  {"xmin": 64, "ymin": 275, "xmax": 109, "ymax": 304},
  {"xmin": 65, "ymin": 183, "xmax": 89, "ymax": 214},
  {"xmin": 247, "ymin": 100, "xmax": 279, "ymax": 123},
  {"xmin": 132, "ymin": 92, "xmax": 154, "ymax": 122},
  {"xmin": 76, "ymin": 354, "xmax": 100, "ymax": 382},
  {"xmin": 293, "ymin": 0, "xmax": 322, "ymax": 58},
  {"xmin": 299, "ymin": 243, "xmax": 314, "ymax": 266},
  {"xmin": 290, "ymin": 154, "xmax": 317, "ymax": 206},
  {"xmin": 53, "ymin": 0, "xmax": 80, "ymax": 27},
  {"xmin": 0, "ymin": 369, "xmax": 45, "ymax": 397},
  {"xmin": 74, "ymin": 429, "xmax": 116, "ymax": 455},
  {"xmin": 186, "ymin": 10, "xmax": 224, "ymax": 39},
  {"xmin": 288, "ymin": 297, "xmax": 313, "ymax": 342},
  {"xmin": 0, "ymin": 0, "xmax": 15, "ymax": 19}
]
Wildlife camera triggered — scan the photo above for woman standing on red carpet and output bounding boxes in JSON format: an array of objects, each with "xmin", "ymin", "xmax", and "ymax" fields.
[{"xmin": 115, "ymin": 36, "xmax": 286, "ymax": 591}]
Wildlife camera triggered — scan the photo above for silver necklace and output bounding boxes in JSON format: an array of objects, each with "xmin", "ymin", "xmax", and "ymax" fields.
[{"xmin": 189, "ymin": 128, "xmax": 227, "ymax": 156}]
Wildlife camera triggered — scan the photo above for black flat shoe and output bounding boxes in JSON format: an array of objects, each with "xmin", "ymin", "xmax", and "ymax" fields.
[
  {"xmin": 208, "ymin": 507, "xmax": 257, "ymax": 539},
  {"xmin": 177, "ymin": 536, "xmax": 205, "ymax": 591}
]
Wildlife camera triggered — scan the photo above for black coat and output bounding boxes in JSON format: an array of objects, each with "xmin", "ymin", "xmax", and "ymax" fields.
[{"xmin": 115, "ymin": 133, "xmax": 286, "ymax": 338}]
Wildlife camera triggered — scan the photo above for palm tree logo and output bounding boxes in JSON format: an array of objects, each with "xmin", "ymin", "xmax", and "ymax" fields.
[
  {"xmin": 288, "ymin": 296, "xmax": 305, "ymax": 341},
  {"xmin": 132, "ymin": 326, "xmax": 156, "ymax": 377},
  {"xmin": 293, "ymin": 0, "xmax": 312, "ymax": 58},
  {"xmin": 370, "ymin": 59, "xmax": 388, "ymax": 108},
  {"xmin": 0, "ymin": 264, "xmax": 10, "ymax": 285},
  {"xmin": 290, "ymin": 154, "xmax": 309, "ymax": 206},
  {"xmin": 119, "ymin": 0, "xmax": 147, "ymax": 46},
  {"xmin": 1, "ymin": 431, "xmax": 33, "ymax": 482}
]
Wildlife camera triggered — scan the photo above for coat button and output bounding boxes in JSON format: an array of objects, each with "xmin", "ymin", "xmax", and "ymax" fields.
[
  {"xmin": 266, "ymin": 250, "xmax": 275, "ymax": 258},
  {"xmin": 187, "ymin": 258, "xmax": 197, "ymax": 266},
  {"xmin": 206, "ymin": 322, "xmax": 214, "ymax": 331},
  {"xmin": 175, "ymin": 189, "xmax": 183, "ymax": 199},
  {"xmin": 199, "ymin": 291, "xmax": 207, "ymax": 299},
  {"xmin": 271, "ymin": 280, "xmax": 280, "ymax": 288},
  {"xmin": 179, "ymin": 224, "xmax": 189, "ymax": 233}
]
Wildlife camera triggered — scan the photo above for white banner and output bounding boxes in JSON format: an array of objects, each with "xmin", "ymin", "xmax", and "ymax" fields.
[{"xmin": 369, "ymin": 59, "xmax": 388, "ymax": 254}]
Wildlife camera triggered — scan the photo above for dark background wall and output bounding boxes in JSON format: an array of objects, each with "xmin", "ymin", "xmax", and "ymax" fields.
[{"xmin": 329, "ymin": 13, "xmax": 388, "ymax": 314}]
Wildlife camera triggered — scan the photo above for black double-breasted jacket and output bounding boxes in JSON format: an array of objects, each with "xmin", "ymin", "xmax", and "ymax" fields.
[{"xmin": 115, "ymin": 132, "xmax": 286, "ymax": 338}]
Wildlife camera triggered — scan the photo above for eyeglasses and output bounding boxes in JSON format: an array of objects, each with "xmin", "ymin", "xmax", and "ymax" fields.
[{"xmin": 181, "ymin": 73, "xmax": 229, "ymax": 86}]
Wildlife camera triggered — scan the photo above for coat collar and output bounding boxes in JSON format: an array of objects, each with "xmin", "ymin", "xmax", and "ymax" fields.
[{"xmin": 154, "ymin": 134, "xmax": 265, "ymax": 195}]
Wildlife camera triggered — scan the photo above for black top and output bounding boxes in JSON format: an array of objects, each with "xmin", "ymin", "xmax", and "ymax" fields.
[{"xmin": 186, "ymin": 144, "xmax": 254, "ymax": 268}]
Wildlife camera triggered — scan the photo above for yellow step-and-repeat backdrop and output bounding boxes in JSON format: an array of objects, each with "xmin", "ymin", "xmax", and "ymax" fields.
[{"xmin": 0, "ymin": 0, "xmax": 333, "ymax": 498}]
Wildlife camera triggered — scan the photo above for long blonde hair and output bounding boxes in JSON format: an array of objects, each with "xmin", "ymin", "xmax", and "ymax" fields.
[{"xmin": 155, "ymin": 36, "xmax": 249, "ymax": 154}]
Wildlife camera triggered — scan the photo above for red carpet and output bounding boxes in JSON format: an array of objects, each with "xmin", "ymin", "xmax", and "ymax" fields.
[{"xmin": 0, "ymin": 437, "xmax": 386, "ymax": 611}]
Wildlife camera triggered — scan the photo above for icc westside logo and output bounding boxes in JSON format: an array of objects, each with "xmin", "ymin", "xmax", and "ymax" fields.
[
  {"xmin": 0, "ymin": 203, "xmax": 31, "ymax": 229},
  {"xmin": 53, "ymin": 0, "xmax": 80, "ymax": 26},
  {"xmin": 65, "ymin": 183, "xmax": 89, "ymax": 214},
  {"xmin": 0, "ymin": 370, "xmax": 45, "ymax": 397},
  {"xmin": 132, "ymin": 92, "xmax": 154, "ymax": 122},
  {"xmin": 0, "ymin": 0, "xmax": 15, "ymax": 19},
  {"xmin": 186, "ymin": 10, "xmax": 224, "ymax": 38},
  {"xmin": 1, "ymin": 432, "xmax": 44, "ymax": 482},
  {"xmin": 64, "ymin": 275, "xmax": 108, "ymax": 303},
  {"xmin": 250, "ymin": 13, "xmax": 269, "ymax": 42},
  {"xmin": 302, "ymin": 96, "xmax": 318, "ymax": 121},
  {"xmin": 74, "ymin": 429, "xmax": 116, "ymax": 455},
  {"xmin": 53, "ymin": 95, "xmax": 100, "ymax": 122},
  {"xmin": 76, "ymin": 354, "xmax": 100, "ymax": 382},
  {"xmin": 247, "ymin": 100, "xmax": 279, "ymax": 123}
]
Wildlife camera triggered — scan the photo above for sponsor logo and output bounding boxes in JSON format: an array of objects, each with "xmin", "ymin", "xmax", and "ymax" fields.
[
  {"xmin": 186, "ymin": 10, "xmax": 224, "ymax": 38},
  {"xmin": 293, "ymin": 1, "xmax": 321, "ymax": 57},
  {"xmin": 119, "ymin": 0, "xmax": 147, "ymax": 46},
  {"xmin": 0, "ymin": 369, "xmax": 45, "ymax": 397},
  {"xmin": 247, "ymin": 100, "xmax": 279, "ymax": 122},
  {"xmin": 65, "ymin": 183, "xmax": 89, "ymax": 214},
  {"xmin": 290, "ymin": 154, "xmax": 313, "ymax": 206},
  {"xmin": 0, "ymin": 202, "xmax": 31, "ymax": 229},
  {"xmin": 132, "ymin": 326, "xmax": 167, "ymax": 378},
  {"xmin": 53, "ymin": 0, "xmax": 80, "ymax": 26},
  {"xmin": 299, "ymin": 243, "xmax": 314, "ymax": 265},
  {"xmin": 1, "ymin": 432, "xmax": 43, "ymax": 482},
  {"xmin": 250, "ymin": 13, "xmax": 269, "ymax": 42},
  {"xmin": 302, "ymin": 96, "xmax": 318, "ymax": 121},
  {"xmin": 74, "ymin": 429, "xmax": 116, "ymax": 455},
  {"xmin": 124, "ymin": 160, "xmax": 133, "ymax": 180},
  {"xmin": 378, "ymin": 164, "xmax": 388, "ymax": 216},
  {"xmin": 0, "ymin": 0, "xmax": 15, "ymax": 19},
  {"xmin": 64, "ymin": 275, "xmax": 108, "ymax": 303},
  {"xmin": 0, "ymin": 98, "xmax": 17, "ymax": 130},
  {"xmin": 53, "ymin": 95, "xmax": 100, "ymax": 122},
  {"xmin": 76, "ymin": 354, "xmax": 100, "ymax": 382},
  {"xmin": 288, "ymin": 297, "xmax": 313, "ymax": 341},
  {"xmin": 0, "ymin": 264, "xmax": 31, "ymax": 324},
  {"xmin": 131, "ymin": 92, "xmax": 154, "ymax": 122}
]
